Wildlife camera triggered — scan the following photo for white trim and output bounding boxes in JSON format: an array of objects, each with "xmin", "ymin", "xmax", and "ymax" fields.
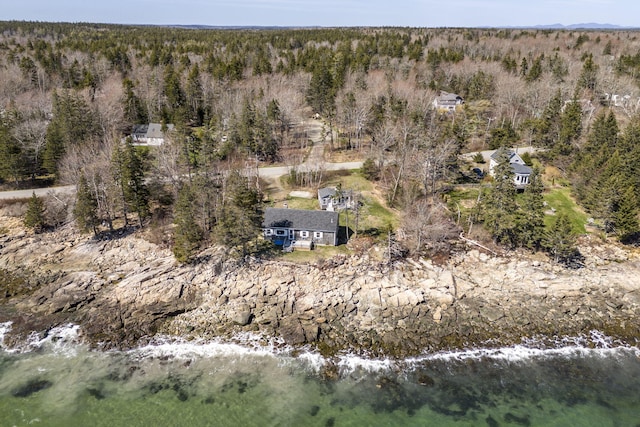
[
  {"xmin": 314, "ymin": 231, "xmax": 323, "ymax": 239},
  {"xmin": 300, "ymin": 230, "xmax": 309, "ymax": 238}
]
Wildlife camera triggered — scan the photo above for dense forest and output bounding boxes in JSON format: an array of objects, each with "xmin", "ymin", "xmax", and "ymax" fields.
[{"xmin": 2, "ymin": 22, "xmax": 640, "ymax": 261}]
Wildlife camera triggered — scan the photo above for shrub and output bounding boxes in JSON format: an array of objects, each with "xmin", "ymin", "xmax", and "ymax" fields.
[{"xmin": 361, "ymin": 158, "xmax": 380, "ymax": 181}]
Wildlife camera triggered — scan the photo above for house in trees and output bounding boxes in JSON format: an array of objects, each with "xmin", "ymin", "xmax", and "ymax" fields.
[
  {"xmin": 262, "ymin": 207, "xmax": 340, "ymax": 248},
  {"xmin": 489, "ymin": 148, "xmax": 532, "ymax": 189},
  {"xmin": 432, "ymin": 91, "xmax": 464, "ymax": 112},
  {"xmin": 318, "ymin": 187, "xmax": 354, "ymax": 211},
  {"xmin": 130, "ymin": 123, "xmax": 175, "ymax": 146}
]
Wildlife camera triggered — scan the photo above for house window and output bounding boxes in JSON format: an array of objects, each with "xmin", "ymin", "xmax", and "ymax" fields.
[
  {"xmin": 276, "ymin": 229, "xmax": 285, "ymax": 236},
  {"xmin": 314, "ymin": 232, "xmax": 323, "ymax": 239},
  {"xmin": 265, "ymin": 229, "xmax": 273, "ymax": 236},
  {"xmin": 300, "ymin": 231, "xmax": 309, "ymax": 238}
]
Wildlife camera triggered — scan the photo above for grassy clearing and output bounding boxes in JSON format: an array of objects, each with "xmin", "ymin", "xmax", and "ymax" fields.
[
  {"xmin": 543, "ymin": 188, "xmax": 588, "ymax": 234},
  {"xmin": 324, "ymin": 172, "xmax": 373, "ymax": 192},
  {"xmin": 281, "ymin": 196, "xmax": 317, "ymax": 210},
  {"xmin": 446, "ymin": 188, "xmax": 481, "ymax": 210}
]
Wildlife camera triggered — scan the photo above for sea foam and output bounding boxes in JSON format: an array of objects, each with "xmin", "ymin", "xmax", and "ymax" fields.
[{"xmin": 0, "ymin": 322, "xmax": 82, "ymax": 356}]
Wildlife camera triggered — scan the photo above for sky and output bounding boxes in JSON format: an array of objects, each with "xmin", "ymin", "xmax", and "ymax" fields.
[{"xmin": 3, "ymin": 0, "xmax": 640, "ymax": 28}]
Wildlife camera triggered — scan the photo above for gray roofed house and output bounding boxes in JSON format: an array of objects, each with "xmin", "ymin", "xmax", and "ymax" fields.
[
  {"xmin": 130, "ymin": 123, "xmax": 175, "ymax": 146},
  {"xmin": 432, "ymin": 91, "xmax": 464, "ymax": 112},
  {"xmin": 263, "ymin": 207, "xmax": 340, "ymax": 247},
  {"xmin": 489, "ymin": 148, "xmax": 532, "ymax": 189},
  {"xmin": 317, "ymin": 187, "xmax": 353, "ymax": 211}
]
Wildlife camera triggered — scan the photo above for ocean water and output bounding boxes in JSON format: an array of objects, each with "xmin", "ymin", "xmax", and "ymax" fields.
[{"xmin": 0, "ymin": 323, "xmax": 639, "ymax": 427}]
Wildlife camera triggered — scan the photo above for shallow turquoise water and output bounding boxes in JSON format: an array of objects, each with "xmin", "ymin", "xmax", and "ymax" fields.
[{"xmin": 0, "ymin": 325, "xmax": 639, "ymax": 426}]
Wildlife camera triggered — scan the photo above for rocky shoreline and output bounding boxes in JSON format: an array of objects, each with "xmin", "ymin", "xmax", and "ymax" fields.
[{"xmin": 1, "ymin": 217, "xmax": 640, "ymax": 356}]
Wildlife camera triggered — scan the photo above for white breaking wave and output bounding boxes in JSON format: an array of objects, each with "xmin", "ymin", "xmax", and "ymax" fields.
[
  {"xmin": 407, "ymin": 331, "xmax": 640, "ymax": 365},
  {"xmin": 0, "ymin": 323, "xmax": 83, "ymax": 356},
  {"xmin": 0, "ymin": 321, "xmax": 12, "ymax": 348},
  {"xmin": 0, "ymin": 323, "xmax": 637, "ymax": 377},
  {"xmin": 336, "ymin": 354, "xmax": 395, "ymax": 375}
]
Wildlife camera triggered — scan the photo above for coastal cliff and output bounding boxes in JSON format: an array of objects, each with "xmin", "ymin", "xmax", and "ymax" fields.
[{"xmin": 1, "ymin": 216, "xmax": 639, "ymax": 356}]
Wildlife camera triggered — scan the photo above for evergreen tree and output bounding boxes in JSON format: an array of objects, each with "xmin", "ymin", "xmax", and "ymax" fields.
[
  {"xmin": 534, "ymin": 90, "xmax": 563, "ymax": 148},
  {"xmin": 572, "ymin": 110, "xmax": 619, "ymax": 206},
  {"xmin": 517, "ymin": 166, "xmax": 546, "ymax": 249},
  {"xmin": 24, "ymin": 192, "xmax": 46, "ymax": 232},
  {"xmin": 186, "ymin": 64, "xmax": 205, "ymax": 125},
  {"xmin": 163, "ymin": 64, "xmax": 186, "ymax": 123},
  {"xmin": 44, "ymin": 90, "xmax": 99, "ymax": 177},
  {"xmin": 577, "ymin": 53, "xmax": 598, "ymax": 92},
  {"xmin": 112, "ymin": 140, "xmax": 149, "ymax": 228},
  {"xmin": 544, "ymin": 213, "xmax": 577, "ymax": 263},
  {"xmin": 111, "ymin": 141, "xmax": 130, "ymax": 226},
  {"xmin": 306, "ymin": 61, "xmax": 336, "ymax": 116},
  {"xmin": 555, "ymin": 95, "xmax": 582, "ymax": 156},
  {"xmin": 520, "ymin": 57, "xmax": 529, "ymax": 77},
  {"xmin": 122, "ymin": 78, "xmax": 148, "ymax": 125},
  {"xmin": 525, "ymin": 55, "xmax": 543, "ymax": 82},
  {"xmin": 482, "ymin": 149, "xmax": 519, "ymax": 246},
  {"xmin": 0, "ymin": 119, "xmax": 26, "ymax": 184},
  {"xmin": 123, "ymin": 140, "xmax": 150, "ymax": 227},
  {"xmin": 172, "ymin": 183, "xmax": 204, "ymax": 263},
  {"xmin": 73, "ymin": 173, "xmax": 99, "ymax": 235},
  {"xmin": 214, "ymin": 170, "xmax": 263, "ymax": 256},
  {"xmin": 614, "ymin": 186, "xmax": 639, "ymax": 242},
  {"xmin": 488, "ymin": 121, "xmax": 518, "ymax": 149}
]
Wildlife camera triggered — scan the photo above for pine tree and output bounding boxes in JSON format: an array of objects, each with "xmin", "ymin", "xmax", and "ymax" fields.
[
  {"xmin": 0, "ymin": 120, "xmax": 26, "ymax": 184},
  {"xmin": 525, "ymin": 55, "xmax": 543, "ymax": 82},
  {"xmin": 535, "ymin": 90, "xmax": 563, "ymax": 148},
  {"xmin": 24, "ymin": 192, "xmax": 45, "ymax": 233},
  {"xmin": 73, "ymin": 173, "xmax": 99, "ymax": 235},
  {"xmin": 577, "ymin": 53, "xmax": 598, "ymax": 92},
  {"xmin": 122, "ymin": 78, "xmax": 148, "ymax": 125},
  {"xmin": 172, "ymin": 184, "xmax": 203, "ymax": 263},
  {"xmin": 44, "ymin": 90, "xmax": 99, "ymax": 177},
  {"xmin": 517, "ymin": 166, "xmax": 545, "ymax": 249},
  {"xmin": 544, "ymin": 213, "xmax": 577, "ymax": 263},
  {"xmin": 482, "ymin": 149, "xmax": 519, "ymax": 246},
  {"xmin": 555, "ymin": 94, "xmax": 582, "ymax": 156},
  {"xmin": 614, "ymin": 186, "xmax": 639, "ymax": 242},
  {"xmin": 112, "ymin": 140, "xmax": 149, "ymax": 228},
  {"xmin": 214, "ymin": 170, "xmax": 263, "ymax": 256},
  {"xmin": 111, "ymin": 141, "xmax": 130, "ymax": 226},
  {"xmin": 123, "ymin": 140, "xmax": 150, "ymax": 227},
  {"xmin": 306, "ymin": 61, "xmax": 336, "ymax": 116},
  {"xmin": 186, "ymin": 64, "xmax": 205, "ymax": 125}
]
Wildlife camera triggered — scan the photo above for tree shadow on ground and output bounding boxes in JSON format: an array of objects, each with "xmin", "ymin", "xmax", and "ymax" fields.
[{"xmin": 92, "ymin": 226, "xmax": 137, "ymax": 241}]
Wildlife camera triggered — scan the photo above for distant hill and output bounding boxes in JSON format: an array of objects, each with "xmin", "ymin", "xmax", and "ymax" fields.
[{"xmin": 532, "ymin": 23, "xmax": 634, "ymax": 30}]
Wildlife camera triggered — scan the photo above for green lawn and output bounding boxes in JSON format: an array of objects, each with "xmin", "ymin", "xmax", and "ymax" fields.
[
  {"xmin": 340, "ymin": 193, "xmax": 397, "ymax": 237},
  {"xmin": 543, "ymin": 188, "xmax": 588, "ymax": 234},
  {"xmin": 281, "ymin": 196, "xmax": 318, "ymax": 210},
  {"xmin": 324, "ymin": 172, "xmax": 373, "ymax": 192}
]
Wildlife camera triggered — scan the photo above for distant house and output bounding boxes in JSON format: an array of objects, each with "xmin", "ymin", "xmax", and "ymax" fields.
[
  {"xmin": 262, "ymin": 208, "xmax": 339, "ymax": 247},
  {"xmin": 489, "ymin": 148, "xmax": 532, "ymax": 189},
  {"xmin": 130, "ymin": 123, "xmax": 175, "ymax": 146},
  {"xmin": 432, "ymin": 91, "xmax": 464, "ymax": 112},
  {"xmin": 318, "ymin": 187, "xmax": 353, "ymax": 211}
]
